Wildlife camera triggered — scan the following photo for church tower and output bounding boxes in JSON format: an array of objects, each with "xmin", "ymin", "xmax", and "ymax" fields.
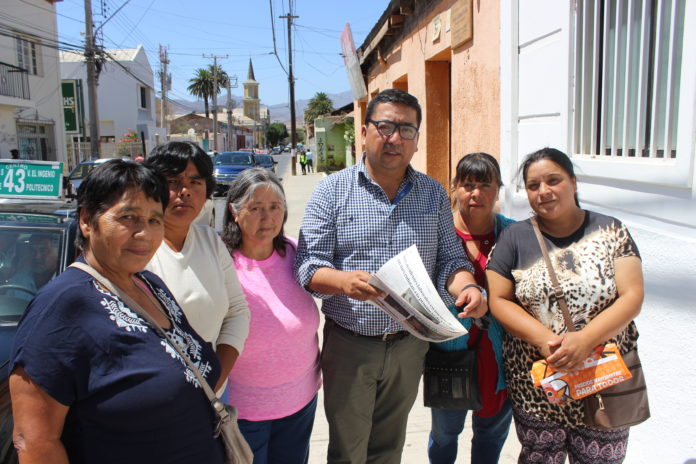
[{"xmin": 243, "ymin": 59, "xmax": 260, "ymax": 121}]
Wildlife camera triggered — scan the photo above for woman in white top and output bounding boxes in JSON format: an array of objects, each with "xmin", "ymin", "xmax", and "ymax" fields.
[{"xmin": 146, "ymin": 141, "xmax": 250, "ymax": 391}]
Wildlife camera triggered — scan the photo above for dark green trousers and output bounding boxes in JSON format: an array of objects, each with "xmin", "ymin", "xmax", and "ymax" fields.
[{"xmin": 321, "ymin": 320, "xmax": 428, "ymax": 464}]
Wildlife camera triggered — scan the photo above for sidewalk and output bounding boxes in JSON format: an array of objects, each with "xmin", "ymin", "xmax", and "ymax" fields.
[{"xmin": 277, "ymin": 154, "xmax": 521, "ymax": 463}]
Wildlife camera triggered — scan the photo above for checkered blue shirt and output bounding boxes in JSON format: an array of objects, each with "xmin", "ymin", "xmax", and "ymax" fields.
[{"xmin": 294, "ymin": 157, "xmax": 473, "ymax": 336}]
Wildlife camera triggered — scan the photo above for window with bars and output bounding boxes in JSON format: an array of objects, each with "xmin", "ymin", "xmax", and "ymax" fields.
[
  {"xmin": 572, "ymin": 0, "xmax": 685, "ymax": 159},
  {"xmin": 16, "ymin": 35, "xmax": 41, "ymax": 76}
]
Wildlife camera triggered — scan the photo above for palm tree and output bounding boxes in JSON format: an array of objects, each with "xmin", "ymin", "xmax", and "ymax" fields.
[
  {"xmin": 304, "ymin": 92, "xmax": 334, "ymax": 138},
  {"xmin": 187, "ymin": 65, "xmax": 230, "ymax": 145}
]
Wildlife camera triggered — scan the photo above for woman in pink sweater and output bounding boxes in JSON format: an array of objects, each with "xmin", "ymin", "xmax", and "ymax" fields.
[{"xmin": 221, "ymin": 167, "xmax": 321, "ymax": 464}]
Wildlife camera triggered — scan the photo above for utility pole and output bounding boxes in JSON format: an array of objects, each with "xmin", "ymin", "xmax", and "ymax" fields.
[
  {"xmin": 84, "ymin": 0, "xmax": 100, "ymax": 158},
  {"xmin": 280, "ymin": 12, "xmax": 298, "ymax": 175},
  {"xmin": 226, "ymin": 75, "xmax": 238, "ymax": 151},
  {"xmin": 203, "ymin": 54, "xmax": 228, "ymax": 153},
  {"xmin": 159, "ymin": 45, "xmax": 169, "ymax": 138}
]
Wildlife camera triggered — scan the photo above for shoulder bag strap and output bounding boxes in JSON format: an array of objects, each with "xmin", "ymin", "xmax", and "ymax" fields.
[
  {"xmin": 529, "ymin": 217, "xmax": 576, "ymax": 332},
  {"xmin": 69, "ymin": 262, "xmax": 230, "ymax": 423}
]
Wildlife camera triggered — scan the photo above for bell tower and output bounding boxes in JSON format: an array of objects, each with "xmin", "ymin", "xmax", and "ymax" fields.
[{"xmin": 243, "ymin": 58, "xmax": 260, "ymax": 121}]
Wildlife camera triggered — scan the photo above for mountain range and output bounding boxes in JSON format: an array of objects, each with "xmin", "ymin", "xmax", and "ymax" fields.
[{"xmin": 168, "ymin": 90, "xmax": 354, "ymax": 125}]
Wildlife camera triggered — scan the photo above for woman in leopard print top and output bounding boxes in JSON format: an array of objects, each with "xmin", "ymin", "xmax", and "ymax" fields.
[{"xmin": 486, "ymin": 148, "xmax": 644, "ymax": 464}]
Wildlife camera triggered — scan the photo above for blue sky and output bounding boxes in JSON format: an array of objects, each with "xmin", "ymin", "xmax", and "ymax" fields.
[{"xmin": 56, "ymin": 0, "xmax": 388, "ymax": 106}]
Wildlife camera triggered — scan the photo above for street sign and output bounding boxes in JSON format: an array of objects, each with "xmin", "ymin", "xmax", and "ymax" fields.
[
  {"xmin": 341, "ymin": 23, "xmax": 368, "ymax": 101},
  {"xmin": 62, "ymin": 79, "xmax": 83, "ymax": 134},
  {"xmin": 0, "ymin": 160, "xmax": 64, "ymax": 199}
]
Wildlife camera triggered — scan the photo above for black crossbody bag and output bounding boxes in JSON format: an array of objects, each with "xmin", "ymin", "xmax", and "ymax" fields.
[{"xmin": 423, "ymin": 326, "xmax": 484, "ymax": 410}]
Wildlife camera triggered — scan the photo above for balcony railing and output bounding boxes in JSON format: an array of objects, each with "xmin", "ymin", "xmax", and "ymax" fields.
[{"xmin": 0, "ymin": 61, "xmax": 30, "ymax": 100}]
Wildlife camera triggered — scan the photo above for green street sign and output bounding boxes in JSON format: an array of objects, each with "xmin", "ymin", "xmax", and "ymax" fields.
[
  {"xmin": 0, "ymin": 160, "xmax": 63, "ymax": 199},
  {"xmin": 62, "ymin": 80, "xmax": 83, "ymax": 134}
]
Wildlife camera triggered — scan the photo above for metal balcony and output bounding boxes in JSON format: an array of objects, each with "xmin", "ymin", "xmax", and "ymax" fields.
[{"xmin": 0, "ymin": 61, "xmax": 30, "ymax": 100}]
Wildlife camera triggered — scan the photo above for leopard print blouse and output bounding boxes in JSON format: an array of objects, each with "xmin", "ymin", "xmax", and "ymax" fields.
[{"xmin": 487, "ymin": 211, "xmax": 640, "ymax": 427}]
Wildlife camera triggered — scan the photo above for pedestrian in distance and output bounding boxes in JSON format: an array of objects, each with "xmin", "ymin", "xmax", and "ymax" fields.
[
  {"xmin": 145, "ymin": 141, "xmax": 250, "ymax": 395},
  {"xmin": 427, "ymin": 153, "xmax": 514, "ymax": 464},
  {"xmin": 294, "ymin": 88, "xmax": 487, "ymax": 464},
  {"xmin": 487, "ymin": 148, "xmax": 645, "ymax": 463},
  {"xmin": 221, "ymin": 167, "xmax": 321, "ymax": 464},
  {"xmin": 10, "ymin": 149, "xmax": 19, "ymax": 159},
  {"xmin": 306, "ymin": 149, "xmax": 314, "ymax": 173},
  {"xmin": 9, "ymin": 160, "xmax": 227, "ymax": 463},
  {"xmin": 299, "ymin": 150, "xmax": 308, "ymax": 175}
]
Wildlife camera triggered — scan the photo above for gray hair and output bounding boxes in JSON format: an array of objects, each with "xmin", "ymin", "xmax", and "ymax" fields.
[{"xmin": 221, "ymin": 167, "xmax": 290, "ymax": 255}]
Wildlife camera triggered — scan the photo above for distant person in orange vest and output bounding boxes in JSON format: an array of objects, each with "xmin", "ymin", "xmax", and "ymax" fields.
[{"xmin": 299, "ymin": 151, "xmax": 307, "ymax": 175}]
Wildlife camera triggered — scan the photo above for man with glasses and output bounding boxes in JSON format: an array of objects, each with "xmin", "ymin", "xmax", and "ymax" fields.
[{"xmin": 295, "ymin": 89, "xmax": 486, "ymax": 463}]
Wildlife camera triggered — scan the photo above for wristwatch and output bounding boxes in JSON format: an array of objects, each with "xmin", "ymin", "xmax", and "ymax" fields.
[{"xmin": 461, "ymin": 283, "xmax": 487, "ymax": 299}]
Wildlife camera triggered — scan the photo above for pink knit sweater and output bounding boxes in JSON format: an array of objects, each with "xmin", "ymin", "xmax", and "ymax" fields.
[{"xmin": 227, "ymin": 240, "xmax": 321, "ymax": 421}]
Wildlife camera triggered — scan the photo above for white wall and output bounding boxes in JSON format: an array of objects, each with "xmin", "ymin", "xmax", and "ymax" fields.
[
  {"xmin": 61, "ymin": 47, "xmax": 157, "ymax": 153},
  {"xmin": 0, "ymin": 0, "xmax": 65, "ymax": 162},
  {"xmin": 501, "ymin": 1, "xmax": 696, "ymax": 461}
]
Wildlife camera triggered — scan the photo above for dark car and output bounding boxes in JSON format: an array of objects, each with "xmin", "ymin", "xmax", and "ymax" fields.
[
  {"xmin": 0, "ymin": 199, "xmax": 78, "ymax": 463},
  {"xmin": 213, "ymin": 151, "xmax": 258, "ymax": 196},
  {"xmin": 254, "ymin": 154, "xmax": 277, "ymax": 174},
  {"xmin": 66, "ymin": 158, "xmax": 131, "ymax": 194}
]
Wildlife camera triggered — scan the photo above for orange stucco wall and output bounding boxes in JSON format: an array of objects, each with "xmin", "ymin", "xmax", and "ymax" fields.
[{"xmin": 355, "ymin": 0, "xmax": 500, "ymax": 188}]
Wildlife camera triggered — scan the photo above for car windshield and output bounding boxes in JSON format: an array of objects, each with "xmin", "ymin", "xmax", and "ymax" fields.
[
  {"xmin": 257, "ymin": 156, "xmax": 271, "ymax": 164},
  {"xmin": 69, "ymin": 162, "xmax": 95, "ymax": 180},
  {"xmin": 215, "ymin": 153, "xmax": 253, "ymax": 165},
  {"xmin": 0, "ymin": 227, "xmax": 65, "ymax": 324}
]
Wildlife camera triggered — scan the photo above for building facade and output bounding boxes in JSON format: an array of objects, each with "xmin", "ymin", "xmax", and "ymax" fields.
[
  {"xmin": 354, "ymin": 0, "xmax": 500, "ymax": 188},
  {"xmin": 60, "ymin": 45, "xmax": 157, "ymax": 161},
  {"xmin": 0, "ymin": 0, "xmax": 66, "ymax": 163},
  {"xmin": 353, "ymin": 0, "xmax": 695, "ymax": 460},
  {"xmin": 500, "ymin": 2, "xmax": 695, "ymax": 460}
]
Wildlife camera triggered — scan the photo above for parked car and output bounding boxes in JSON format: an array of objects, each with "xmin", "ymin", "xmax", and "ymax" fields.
[
  {"xmin": 0, "ymin": 198, "xmax": 79, "ymax": 464},
  {"xmin": 213, "ymin": 151, "xmax": 258, "ymax": 196},
  {"xmin": 66, "ymin": 157, "xmax": 130, "ymax": 194},
  {"xmin": 254, "ymin": 154, "xmax": 278, "ymax": 174},
  {"xmin": 271, "ymin": 146, "xmax": 282, "ymax": 155}
]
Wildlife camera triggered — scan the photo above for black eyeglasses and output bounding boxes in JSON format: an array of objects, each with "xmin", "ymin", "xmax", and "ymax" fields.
[{"xmin": 367, "ymin": 119, "xmax": 419, "ymax": 140}]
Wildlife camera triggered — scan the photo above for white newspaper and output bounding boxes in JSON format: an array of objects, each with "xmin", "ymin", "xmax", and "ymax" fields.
[{"xmin": 367, "ymin": 244, "xmax": 468, "ymax": 342}]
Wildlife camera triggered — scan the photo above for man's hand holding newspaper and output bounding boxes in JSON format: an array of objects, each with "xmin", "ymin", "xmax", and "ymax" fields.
[{"xmin": 366, "ymin": 245, "xmax": 480, "ymax": 342}]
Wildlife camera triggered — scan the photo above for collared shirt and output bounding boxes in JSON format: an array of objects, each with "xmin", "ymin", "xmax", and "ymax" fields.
[{"xmin": 294, "ymin": 156, "xmax": 473, "ymax": 336}]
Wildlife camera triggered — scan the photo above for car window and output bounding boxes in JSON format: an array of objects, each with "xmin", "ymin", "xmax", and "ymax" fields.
[
  {"xmin": 69, "ymin": 163, "xmax": 93, "ymax": 180},
  {"xmin": 215, "ymin": 153, "xmax": 253, "ymax": 165},
  {"xmin": 0, "ymin": 228, "xmax": 65, "ymax": 323}
]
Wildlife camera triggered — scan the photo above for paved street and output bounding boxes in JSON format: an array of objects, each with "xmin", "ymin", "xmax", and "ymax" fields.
[{"xmin": 216, "ymin": 153, "xmax": 522, "ymax": 463}]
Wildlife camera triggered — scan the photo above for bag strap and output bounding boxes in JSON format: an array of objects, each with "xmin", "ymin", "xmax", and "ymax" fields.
[
  {"xmin": 69, "ymin": 262, "xmax": 230, "ymax": 424},
  {"xmin": 529, "ymin": 217, "xmax": 576, "ymax": 332}
]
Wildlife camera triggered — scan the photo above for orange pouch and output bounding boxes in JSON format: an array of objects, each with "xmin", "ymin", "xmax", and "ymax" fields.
[{"xmin": 529, "ymin": 343, "xmax": 632, "ymax": 404}]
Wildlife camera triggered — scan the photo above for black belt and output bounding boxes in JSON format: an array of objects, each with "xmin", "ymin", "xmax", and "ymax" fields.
[{"xmin": 328, "ymin": 319, "xmax": 409, "ymax": 342}]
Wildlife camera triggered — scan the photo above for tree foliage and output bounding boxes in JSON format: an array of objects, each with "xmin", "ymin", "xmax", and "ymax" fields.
[
  {"xmin": 187, "ymin": 65, "xmax": 229, "ymax": 118},
  {"xmin": 187, "ymin": 65, "xmax": 229, "ymax": 143},
  {"xmin": 303, "ymin": 92, "xmax": 334, "ymax": 126},
  {"xmin": 265, "ymin": 123, "xmax": 289, "ymax": 147}
]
